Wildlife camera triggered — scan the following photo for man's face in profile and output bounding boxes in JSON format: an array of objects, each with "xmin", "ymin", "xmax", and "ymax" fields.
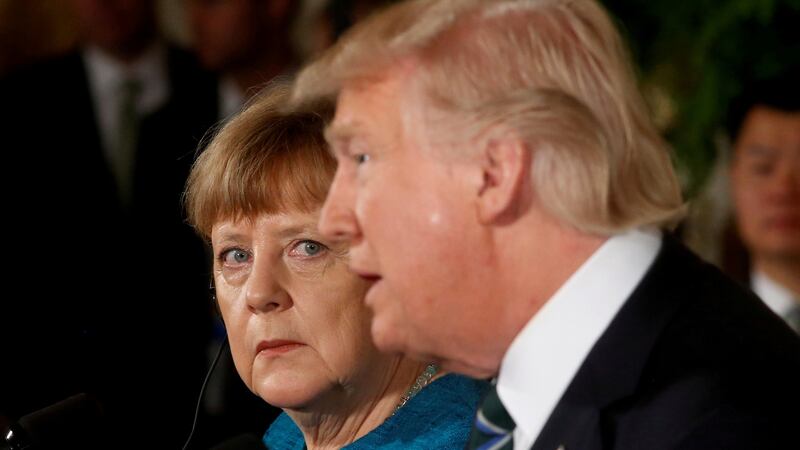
[
  {"xmin": 731, "ymin": 105, "xmax": 800, "ymax": 263},
  {"xmin": 319, "ymin": 71, "xmax": 504, "ymax": 376}
]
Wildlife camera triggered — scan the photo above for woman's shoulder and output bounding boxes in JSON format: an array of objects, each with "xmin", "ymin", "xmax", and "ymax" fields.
[
  {"xmin": 263, "ymin": 374, "xmax": 489, "ymax": 450},
  {"xmin": 350, "ymin": 373, "xmax": 489, "ymax": 449}
]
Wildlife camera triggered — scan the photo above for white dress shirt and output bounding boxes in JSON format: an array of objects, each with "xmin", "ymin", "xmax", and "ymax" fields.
[
  {"xmin": 497, "ymin": 228, "xmax": 662, "ymax": 450},
  {"xmin": 751, "ymin": 270, "xmax": 800, "ymax": 325},
  {"xmin": 82, "ymin": 44, "xmax": 169, "ymax": 162}
]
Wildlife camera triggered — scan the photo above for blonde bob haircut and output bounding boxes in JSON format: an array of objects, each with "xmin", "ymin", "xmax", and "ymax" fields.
[
  {"xmin": 293, "ymin": 0, "xmax": 685, "ymax": 235},
  {"xmin": 185, "ymin": 83, "xmax": 334, "ymax": 240}
]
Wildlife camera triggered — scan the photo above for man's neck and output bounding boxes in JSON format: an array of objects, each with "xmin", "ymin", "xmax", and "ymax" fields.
[
  {"xmin": 90, "ymin": 38, "xmax": 160, "ymax": 68},
  {"xmin": 90, "ymin": 28, "xmax": 158, "ymax": 65},
  {"xmin": 496, "ymin": 214, "xmax": 607, "ymax": 358},
  {"xmin": 286, "ymin": 358, "xmax": 428, "ymax": 449}
]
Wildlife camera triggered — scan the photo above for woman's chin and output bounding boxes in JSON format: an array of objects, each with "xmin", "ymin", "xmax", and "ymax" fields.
[{"xmin": 254, "ymin": 374, "xmax": 331, "ymax": 410}]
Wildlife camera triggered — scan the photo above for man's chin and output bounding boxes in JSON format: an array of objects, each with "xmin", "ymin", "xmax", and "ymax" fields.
[
  {"xmin": 438, "ymin": 359, "xmax": 497, "ymax": 380},
  {"xmin": 370, "ymin": 321, "xmax": 408, "ymax": 354}
]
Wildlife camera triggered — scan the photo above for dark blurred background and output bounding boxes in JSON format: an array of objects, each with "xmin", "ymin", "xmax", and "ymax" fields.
[{"xmin": 0, "ymin": 0, "xmax": 797, "ymax": 448}]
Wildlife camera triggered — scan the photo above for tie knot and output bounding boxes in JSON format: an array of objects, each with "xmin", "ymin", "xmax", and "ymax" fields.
[{"xmin": 479, "ymin": 385, "xmax": 516, "ymax": 432}]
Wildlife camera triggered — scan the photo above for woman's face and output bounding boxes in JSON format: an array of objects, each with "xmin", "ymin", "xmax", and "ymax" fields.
[{"xmin": 211, "ymin": 209, "xmax": 385, "ymax": 409}]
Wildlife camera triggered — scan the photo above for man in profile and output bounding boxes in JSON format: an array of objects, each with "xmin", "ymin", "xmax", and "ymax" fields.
[{"xmin": 292, "ymin": 0, "xmax": 800, "ymax": 448}]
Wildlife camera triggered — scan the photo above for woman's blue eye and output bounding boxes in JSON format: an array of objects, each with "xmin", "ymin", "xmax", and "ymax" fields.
[
  {"xmin": 223, "ymin": 249, "xmax": 250, "ymax": 265},
  {"xmin": 297, "ymin": 240, "xmax": 325, "ymax": 257},
  {"xmin": 355, "ymin": 154, "xmax": 370, "ymax": 164}
]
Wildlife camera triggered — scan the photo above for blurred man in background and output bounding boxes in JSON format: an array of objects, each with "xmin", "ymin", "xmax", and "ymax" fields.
[
  {"xmin": 187, "ymin": 0, "xmax": 299, "ymax": 119},
  {"xmin": 727, "ymin": 73, "xmax": 800, "ymax": 333},
  {"xmin": 1, "ymin": 0, "xmax": 217, "ymax": 447}
]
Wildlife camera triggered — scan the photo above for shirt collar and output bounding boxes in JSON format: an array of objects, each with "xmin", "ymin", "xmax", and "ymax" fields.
[
  {"xmin": 83, "ymin": 42, "xmax": 169, "ymax": 114},
  {"xmin": 752, "ymin": 270, "xmax": 799, "ymax": 318},
  {"xmin": 497, "ymin": 227, "xmax": 662, "ymax": 445}
]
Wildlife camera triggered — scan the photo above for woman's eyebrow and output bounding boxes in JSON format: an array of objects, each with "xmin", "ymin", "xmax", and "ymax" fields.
[
  {"xmin": 212, "ymin": 227, "xmax": 249, "ymax": 244},
  {"xmin": 274, "ymin": 223, "xmax": 319, "ymax": 240}
]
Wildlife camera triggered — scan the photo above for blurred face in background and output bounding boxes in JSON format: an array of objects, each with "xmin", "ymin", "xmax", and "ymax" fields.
[
  {"xmin": 187, "ymin": 0, "xmax": 287, "ymax": 72},
  {"xmin": 731, "ymin": 105, "xmax": 800, "ymax": 264},
  {"xmin": 69, "ymin": 0, "xmax": 156, "ymax": 60}
]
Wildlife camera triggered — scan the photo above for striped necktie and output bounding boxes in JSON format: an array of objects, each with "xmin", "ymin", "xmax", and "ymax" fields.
[
  {"xmin": 112, "ymin": 77, "xmax": 142, "ymax": 207},
  {"xmin": 468, "ymin": 383, "xmax": 515, "ymax": 450}
]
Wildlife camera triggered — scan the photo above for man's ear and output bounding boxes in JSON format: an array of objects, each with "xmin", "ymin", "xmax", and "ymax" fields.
[{"xmin": 476, "ymin": 131, "xmax": 531, "ymax": 224}]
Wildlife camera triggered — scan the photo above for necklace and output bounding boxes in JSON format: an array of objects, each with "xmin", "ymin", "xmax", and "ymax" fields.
[{"xmin": 394, "ymin": 363, "xmax": 438, "ymax": 413}]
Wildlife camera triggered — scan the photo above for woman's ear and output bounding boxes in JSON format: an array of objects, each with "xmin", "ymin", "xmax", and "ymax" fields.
[{"xmin": 476, "ymin": 131, "xmax": 531, "ymax": 224}]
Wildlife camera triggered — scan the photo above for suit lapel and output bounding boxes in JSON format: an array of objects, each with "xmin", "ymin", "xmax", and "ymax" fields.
[{"xmin": 531, "ymin": 237, "xmax": 697, "ymax": 450}]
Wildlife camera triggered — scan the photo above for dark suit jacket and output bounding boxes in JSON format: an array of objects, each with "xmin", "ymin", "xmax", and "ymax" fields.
[
  {"xmin": 1, "ymin": 47, "xmax": 219, "ymax": 448},
  {"xmin": 531, "ymin": 237, "xmax": 800, "ymax": 450}
]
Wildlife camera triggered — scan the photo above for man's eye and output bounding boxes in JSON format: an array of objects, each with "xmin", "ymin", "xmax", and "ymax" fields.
[
  {"xmin": 292, "ymin": 240, "xmax": 327, "ymax": 257},
  {"xmin": 750, "ymin": 162, "xmax": 774, "ymax": 177},
  {"xmin": 355, "ymin": 154, "xmax": 370, "ymax": 164},
  {"xmin": 221, "ymin": 248, "xmax": 250, "ymax": 265}
]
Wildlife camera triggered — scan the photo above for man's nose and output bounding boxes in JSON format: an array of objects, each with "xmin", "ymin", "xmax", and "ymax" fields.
[
  {"xmin": 319, "ymin": 169, "xmax": 361, "ymax": 244},
  {"xmin": 766, "ymin": 161, "xmax": 799, "ymax": 200}
]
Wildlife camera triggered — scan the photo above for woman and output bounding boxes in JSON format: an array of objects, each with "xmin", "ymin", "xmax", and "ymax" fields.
[{"xmin": 185, "ymin": 84, "xmax": 485, "ymax": 449}]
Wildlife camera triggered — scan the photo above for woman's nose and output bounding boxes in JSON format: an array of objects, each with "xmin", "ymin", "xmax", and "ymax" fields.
[
  {"xmin": 319, "ymin": 170, "xmax": 362, "ymax": 244},
  {"xmin": 245, "ymin": 259, "xmax": 291, "ymax": 314}
]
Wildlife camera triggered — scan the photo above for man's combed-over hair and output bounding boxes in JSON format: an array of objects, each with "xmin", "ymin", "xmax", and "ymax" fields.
[
  {"xmin": 292, "ymin": 0, "xmax": 685, "ymax": 235},
  {"xmin": 185, "ymin": 83, "xmax": 335, "ymax": 239}
]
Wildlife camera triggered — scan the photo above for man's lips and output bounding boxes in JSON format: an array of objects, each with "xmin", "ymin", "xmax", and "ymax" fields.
[{"xmin": 256, "ymin": 340, "xmax": 305, "ymax": 356}]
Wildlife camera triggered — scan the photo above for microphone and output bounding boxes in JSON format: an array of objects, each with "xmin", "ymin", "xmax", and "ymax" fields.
[
  {"xmin": 5, "ymin": 393, "xmax": 107, "ymax": 450},
  {"xmin": 182, "ymin": 335, "xmax": 229, "ymax": 450}
]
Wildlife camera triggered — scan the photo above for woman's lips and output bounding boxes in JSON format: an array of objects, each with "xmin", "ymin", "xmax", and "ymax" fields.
[{"xmin": 256, "ymin": 340, "xmax": 305, "ymax": 356}]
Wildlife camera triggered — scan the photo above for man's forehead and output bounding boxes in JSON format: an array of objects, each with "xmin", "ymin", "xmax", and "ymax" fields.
[{"xmin": 326, "ymin": 75, "xmax": 410, "ymax": 142}]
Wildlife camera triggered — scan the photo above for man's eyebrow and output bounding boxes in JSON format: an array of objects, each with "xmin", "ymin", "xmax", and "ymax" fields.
[
  {"xmin": 324, "ymin": 122, "xmax": 361, "ymax": 146},
  {"xmin": 743, "ymin": 145, "xmax": 777, "ymax": 158}
]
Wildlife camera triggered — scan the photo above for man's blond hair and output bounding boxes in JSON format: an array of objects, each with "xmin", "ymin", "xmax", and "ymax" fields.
[{"xmin": 293, "ymin": 0, "xmax": 684, "ymax": 235}]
